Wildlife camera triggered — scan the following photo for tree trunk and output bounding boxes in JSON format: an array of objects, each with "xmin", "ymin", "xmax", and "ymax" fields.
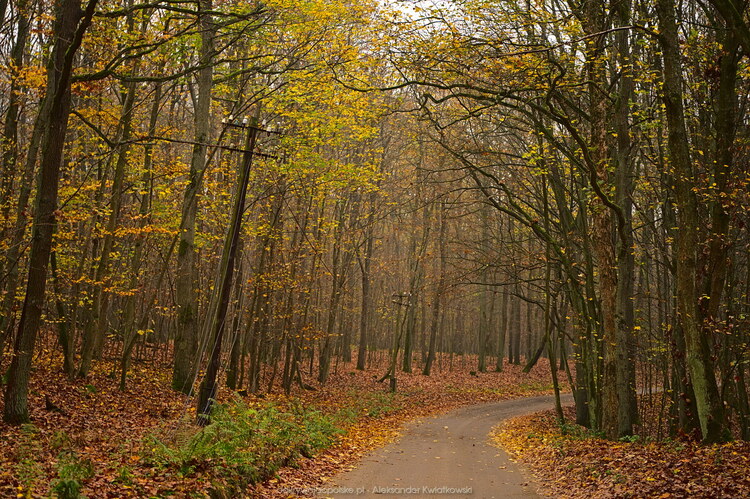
[
  {"xmin": 318, "ymin": 199, "xmax": 347, "ymax": 384},
  {"xmin": 0, "ymin": 2, "xmax": 45, "ymax": 353},
  {"xmin": 613, "ymin": 0, "xmax": 639, "ymax": 435},
  {"xmin": 656, "ymin": 0, "xmax": 725, "ymax": 442},
  {"xmin": 119, "ymin": 82, "xmax": 161, "ymax": 391},
  {"xmin": 172, "ymin": 0, "xmax": 215, "ymax": 394},
  {"xmin": 356, "ymin": 191, "xmax": 376, "ymax": 370},
  {"xmin": 703, "ymin": 26, "xmax": 738, "ymax": 327},
  {"xmin": 495, "ymin": 286, "xmax": 508, "ymax": 372},
  {"xmin": 477, "ymin": 200, "xmax": 490, "ymax": 373},
  {"xmin": 3, "ymin": 0, "xmax": 97, "ymax": 424},
  {"xmin": 577, "ymin": 0, "xmax": 633, "ymax": 438},
  {"xmin": 78, "ymin": 77, "xmax": 138, "ymax": 376},
  {"xmin": 424, "ymin": 202, "xmax": 446, "ymax": 376},
  {"xmin": 0, "ymin": 0, "xmax": 31, "ymax": 251}
]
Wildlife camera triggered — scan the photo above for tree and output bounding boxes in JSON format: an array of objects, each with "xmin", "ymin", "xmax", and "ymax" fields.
[
  {"xmin": 656, "ymin": 0, "xmax": 725, "ymax": 442},
  {"xmin": 4, "ymin": 0, "xmax": 98, "ymax": 424},
  {"xmin": 171, "ymin": 0, "xmax": 217, "ymax": 394}
]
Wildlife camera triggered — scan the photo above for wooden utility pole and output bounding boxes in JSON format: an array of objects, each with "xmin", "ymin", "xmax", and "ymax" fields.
[{"xmin": 197, "ymin": 113, "xmax": 270, "ymax": 425}]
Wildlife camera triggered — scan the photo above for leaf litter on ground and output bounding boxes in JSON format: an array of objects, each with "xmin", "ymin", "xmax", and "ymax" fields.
[
  {"xmin": 1, "ymin": 351, "xmax": 559, "ymax": 498},
  {"xmin": 491, "ymin": 406, "xmax": 750, "ymax": 498}
]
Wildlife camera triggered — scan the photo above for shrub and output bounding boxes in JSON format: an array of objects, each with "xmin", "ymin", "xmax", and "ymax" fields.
[
  {"xmin": 50, "ymin": 450, "xmax": 94, "ymax": 499},
  {"xmin": 14, "ymin": 424, "xmax": 44, "ymax": 492},
  {"xmin": 145, "ymin": 396, "xmax": 342, "ymax": 489}
]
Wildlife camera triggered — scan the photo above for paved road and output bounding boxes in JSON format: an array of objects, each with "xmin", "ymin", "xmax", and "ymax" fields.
[{"xmin": 325, "ymin": 393, "xmax": 573, "ymax": 499}]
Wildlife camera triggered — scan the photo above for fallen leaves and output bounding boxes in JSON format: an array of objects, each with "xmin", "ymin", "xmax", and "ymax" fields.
[
  {"xmin": 1, "ymin": 352, "xmax": 562, "ymax": 498},
  {"xmin": 0, "ymin": 359, "xmax": 192, "ymax": 498},
  {"xmin": 491, "ymin": 407, "xmax": 750, "ymax": 498},
  {"xmin": 251, "ymin": 358, "xmax": 563, "ymax": 497}
]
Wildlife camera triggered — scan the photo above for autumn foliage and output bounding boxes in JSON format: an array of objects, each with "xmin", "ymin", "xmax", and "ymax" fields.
[
  {"xmin": 493, "ymin": 407, "xmax": 750, "ymax": 498},
  {"xmin": 0, "ymin": 352, "xmax": 559, "ymax": 497},
  {"xmin": 1, "ymin": 0, "xmax": 750, "ymax": 496}
]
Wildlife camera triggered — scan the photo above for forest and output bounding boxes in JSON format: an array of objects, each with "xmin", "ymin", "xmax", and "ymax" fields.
[{"xmin": 1, "ymin": 0, "xmax": 749, "ymax": 497}]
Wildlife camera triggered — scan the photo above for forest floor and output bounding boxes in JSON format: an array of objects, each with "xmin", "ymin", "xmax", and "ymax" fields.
[
  {"xmin": 0, "ymin": 349, "xmax": 560, "ymax": 498},
  {"xmin": 492, "ymin": 407, "xmax": 750, "ymax": 498},
  {"xmin": 5, "ymin": 351, "xmax": 750, "ymax": 498}
]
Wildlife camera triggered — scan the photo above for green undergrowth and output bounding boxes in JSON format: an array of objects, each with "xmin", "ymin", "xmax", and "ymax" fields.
[
  {"xmin": 558, "ymin": 420, "xmax": 607, "ymax": 440},
  {"xmin": 143, "ymin": 390, "xmax": 401, "ymax": 494},
  {"xmin": 51, "ymin": 450, "xmax": 94, "ymax": 499},
  {"xmin": 144, "ymin": 396, "xmax": 339, "ymax": 490},
  {"xmin": 12, "ymin": 425, "xmax": 95, "ymax": 499},
  {"xmin": 13, "ymin": 424, "xmax": 45, "ymax": 495}
]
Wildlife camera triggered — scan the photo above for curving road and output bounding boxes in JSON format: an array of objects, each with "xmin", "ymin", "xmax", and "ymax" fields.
[{"xmin": 325, "ymin": 393, "xmax": 573, "ymax": 499}]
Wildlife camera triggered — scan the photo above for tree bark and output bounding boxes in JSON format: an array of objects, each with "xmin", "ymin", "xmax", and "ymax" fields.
[
  {"xmin": 613, "ymin": 0, "xmax": 639, "ymax": 435},
  {"xmin": 423, "ymin": 202, "xmax": 446, "ymax": 376},
  {"xmin": 3, "ymin": 0, "xmax": 98, "ymax": 424},
  {"xmin": 356, "ymin": 190, "xmax": 376, "ymax": 370},
  {"xmin": 656, "ymin": 0, "xmax": 725, "ymax": 442},
  {"xmin": 172, "ymin": 0, "xmax": 215, "ymax": 393}
]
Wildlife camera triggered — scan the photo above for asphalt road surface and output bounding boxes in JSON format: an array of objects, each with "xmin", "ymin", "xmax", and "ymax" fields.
[{"xmin": 324, "ymin": 393, "xmax": 573, "ymax": 499}]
